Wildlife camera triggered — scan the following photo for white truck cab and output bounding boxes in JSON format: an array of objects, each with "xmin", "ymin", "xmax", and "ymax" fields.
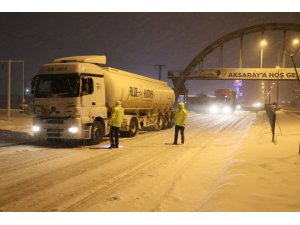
[{"xmin": 32, "ymin": 56, "xmax": 108, "ymax": 144}]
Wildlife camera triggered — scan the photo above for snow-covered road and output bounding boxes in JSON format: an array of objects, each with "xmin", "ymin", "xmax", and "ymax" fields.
[{"xmin": 0, "ymin": 109, "xmax": 299, "ymax": 212}]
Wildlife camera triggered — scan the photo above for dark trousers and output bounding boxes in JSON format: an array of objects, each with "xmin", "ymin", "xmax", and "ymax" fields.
[
  {"xmin": 174, "ymin": 125, "xmax": 185, "ymax": 144},
  {"xmin": 109, "ymin": 126, "xmax": 120, "ymax": 147}
]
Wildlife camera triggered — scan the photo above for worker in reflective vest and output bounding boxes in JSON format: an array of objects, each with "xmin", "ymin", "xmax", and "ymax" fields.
[
  {"xmin": 172, "ymin": 102, "xmax": 187, "ymax": 145},
  {"xmin": 108, "ymin": 101, "xmax": 124, "ymax": 149}
]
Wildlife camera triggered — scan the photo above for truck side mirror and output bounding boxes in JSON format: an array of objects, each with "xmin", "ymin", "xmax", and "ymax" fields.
[{"xmin": 31, "ymin": 75, "xmax": 37, "ymax": 95}]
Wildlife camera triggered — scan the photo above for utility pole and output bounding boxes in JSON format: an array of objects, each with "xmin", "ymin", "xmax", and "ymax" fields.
[
  {"xmin": 154, "ymin": 64, "xmax": 166, "ymax": 80},
  {"xmin": 8, "ymin": 60, "xmax": 11, "ymax": 121},
  {"xmin": 0, "ymin": 59, "xmax": 25, "ymax": 120}
]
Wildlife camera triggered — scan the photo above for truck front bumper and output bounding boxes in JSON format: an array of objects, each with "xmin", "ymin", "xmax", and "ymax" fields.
[{"xmin": 32, "ymin": 117, "xmax": 91, "ymax": 140}]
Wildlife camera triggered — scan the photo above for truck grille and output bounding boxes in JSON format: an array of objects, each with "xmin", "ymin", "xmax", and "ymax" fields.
[
  {"xmin": 47, "ymin": 129, "xmax": 64, "ymax": 137},
  {"xmin": 47, "ymin": 119, "xmax": 64, "ymax": 124}
]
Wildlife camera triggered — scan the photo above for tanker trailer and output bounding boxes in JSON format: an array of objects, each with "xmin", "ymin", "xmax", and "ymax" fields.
[{"xmin": 31, "ymin": 55, "xmax": 175, "ymax": 144}]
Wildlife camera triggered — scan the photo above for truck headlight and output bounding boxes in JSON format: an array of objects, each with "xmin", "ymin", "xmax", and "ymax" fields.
[
  {"xmin": 32, "ymin": 125, "xmax": 40, "ymax": 132},
  {"xmin": 253, "ymin": 102, "xmax": 262, "ymax": 108},
  {"xmin": 68, "ymin": 126, "xmax": 79, "ymax": 134},
  {"xmin": 209, "ymin": 105, "xmax": 219, "ymax": 114},
  {"xmin": 222, "ymin": 106, "xmax": 232, "ymax": 114}
]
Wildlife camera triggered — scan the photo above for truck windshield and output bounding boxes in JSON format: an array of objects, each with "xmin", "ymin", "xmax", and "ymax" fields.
[
  {"xmin": 35, "ymin": 74, "xmax": 79, "ymax": 98},
  {"xmin": 215, "ymin": 96, "xmax": 228, "ymax": 103}
]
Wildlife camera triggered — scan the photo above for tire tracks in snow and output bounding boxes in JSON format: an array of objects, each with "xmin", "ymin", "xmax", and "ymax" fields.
[{"xmin": 0, "ymin": 111, "xmax": 255, "ymax": 211}]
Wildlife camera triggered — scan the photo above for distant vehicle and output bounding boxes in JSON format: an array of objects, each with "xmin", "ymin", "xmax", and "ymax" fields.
[
  {"xmin": 237, "ymin": 100, "xmax": 265, "ymax": 111},
  {"xmin": 207, "ymin": 89, "xmax": 237, "ymax": 114},
  {"xmin": 187, "ymin": 94, "xmax": 210, "ymax": 112},
  {"xmin": 31, "ymin": 55, "xmax": 175, "ymax": 144}
]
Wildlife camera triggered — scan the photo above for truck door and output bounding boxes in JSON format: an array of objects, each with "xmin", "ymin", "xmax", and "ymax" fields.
[
  {"xmin": 81, "ymin": 77, "xmax": 94, "ymax": 119},
  {"xmin": 81, "ymin": 76, "xmax": 106, "ymax": 120},
  {"xmin": 90, "ymin": 77, "xmax": 106, "ymax": 118}
]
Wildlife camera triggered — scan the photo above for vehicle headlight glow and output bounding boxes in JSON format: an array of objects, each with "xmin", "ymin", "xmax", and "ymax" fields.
[
  {"xmin": 236, "ymin": 104, "xmax": 241, "ymax": 110},
  {"xmin": 253, "ymin": 102, "xmax": 262, "ymax": 108},
  {"xmin": 209, "ymin": 105, "xmax": 219, "ymax": 114},
  {"xmin": 32, "ymin": 125, "xmax": 40, "ymax": 132},
  {"xmin": 222, "ymin": 106, "xmax": 232, "ymax": 114},
  {"xmin": 68, "ymin": 126, "xmax": 79, "ymax": 134}
]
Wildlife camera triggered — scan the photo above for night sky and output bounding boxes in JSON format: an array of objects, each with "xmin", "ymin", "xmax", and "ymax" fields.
[{"xmin": 1, "ymin": 12, "xmax": 300, "ymax": 103}]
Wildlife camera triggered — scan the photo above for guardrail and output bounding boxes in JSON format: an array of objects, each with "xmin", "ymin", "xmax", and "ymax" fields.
[{"xmin": 265, "ymin": 104, "xmax": 277, "ymax": 142}]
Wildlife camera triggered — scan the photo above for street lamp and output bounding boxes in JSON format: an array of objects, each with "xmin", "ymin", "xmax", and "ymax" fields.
[
  {"xmin": 292, "ymin": 38, "xmax": 299, "ymax": 46},
  {"xmin": 260, "ymin": 39, "xmax": 267, "ymax": 68},
  {"xmin": 276, "ymin": 66, "xmax": 280, "ymax": 106}
]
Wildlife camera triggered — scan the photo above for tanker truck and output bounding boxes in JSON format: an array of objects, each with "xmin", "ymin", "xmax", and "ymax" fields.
[{"xmin": 31, "ymin": 55, "xmax": 175, "ymax": 144}]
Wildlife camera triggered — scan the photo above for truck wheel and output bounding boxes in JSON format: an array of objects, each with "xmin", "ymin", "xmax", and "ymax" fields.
[
  {"xmin": 128, "ymin": 118, "xmax": 138, "ymax": 137},
  {"xmin": 90, "ymin": 121, "xmax": 102, "ymax": 144},
  {"xmin": 168, "ymin": 111, "xmax": 174, "ymax": 128},
  {"xmin": 162, "ymin": 114, "xmax": 169, "ymax": 130},
  {"xmin": 156, "ymin": 114, "xmax": 163, "ymax": 131}
]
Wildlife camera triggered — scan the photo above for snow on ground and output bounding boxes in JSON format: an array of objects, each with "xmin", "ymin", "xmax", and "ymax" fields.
[
  {"xmin": 202, "ymin": 108, "xmax": 300, "ymax": 211},
  {"xmin": 0, "ymin": 109, "xmax": 33, "ymax": 145},
  {"xmin": 0, "ymin": 108, "xmax": 300, "ymax": 212}
]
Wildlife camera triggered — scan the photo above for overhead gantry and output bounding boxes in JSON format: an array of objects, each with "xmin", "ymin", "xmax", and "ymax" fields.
[{"xmin": 168, "ymin": 23, "xmax": 300, "ymax": 101}]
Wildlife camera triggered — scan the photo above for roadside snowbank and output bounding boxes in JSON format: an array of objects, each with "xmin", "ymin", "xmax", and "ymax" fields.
[
  {"xmin": 203, "ymin": 110, "xmax": 300, "ymax": 211},
  {"xmin": 0, "ymin": 110, "xmax": 33, "ymax": 144}
]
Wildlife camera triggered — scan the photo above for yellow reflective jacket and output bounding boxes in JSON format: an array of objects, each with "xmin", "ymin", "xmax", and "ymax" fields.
[
  {"xmin": 173, "ymin": 102, "xmax": 188, "ymax": 127},
  {"xmin": 109, "ymin": 105, "xmax": 124, "ymax": 127}
]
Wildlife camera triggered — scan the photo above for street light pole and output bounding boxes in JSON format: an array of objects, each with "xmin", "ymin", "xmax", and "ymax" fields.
[
  {"xmin": 261, "ymin": 82, "xmax": 265, "ymax": 104},
  {"xmin": 260, "ymin": 38, "xmax": 267, "ymax": 104},
  {"xmin": 260, "ymin": 46, "xmax": 264, "ymax": 69},
  {"xmin": 276, "ymin": 66, "xmax": 280, "ymax": 106},
  {"xmin": 260, "ymin": 39, "xmax": 267, "ymax": 68},
  {"xmin": 291, "ymin": 38, "xmax": 300, "ymax": 85},
  {"xmin": 0, "ymin": 59, "xmax": 25, "ymax": 120},
  {"xmin": 22, "ymin": 61, "xmax": 25, "ymax": 105},
  {"xmin": 8, "ymin": 60, "xmax": 11, "ymax": 121}
]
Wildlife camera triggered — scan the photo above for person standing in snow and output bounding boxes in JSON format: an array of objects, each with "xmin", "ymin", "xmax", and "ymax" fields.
[
  {"xmin": 172, "ymin": 102, "xmax": 188, "ymax": 145},
  {"xmin": 108, "ymin": 101, "xmax": 124, "ymax": 149}
]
